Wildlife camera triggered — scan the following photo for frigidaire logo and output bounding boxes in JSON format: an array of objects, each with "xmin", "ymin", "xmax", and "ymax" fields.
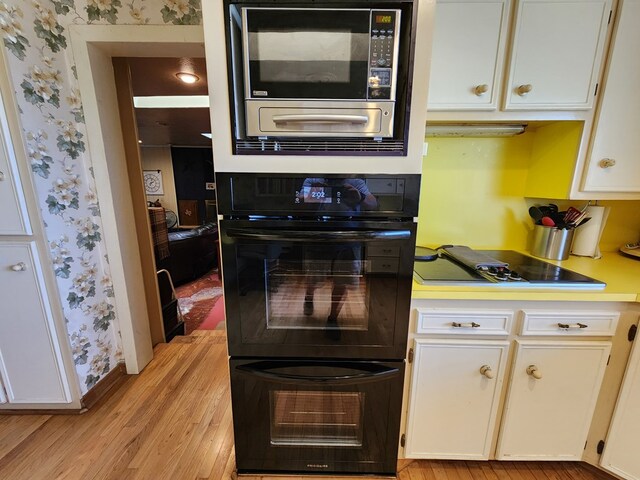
[{"xmin": 307, "ymin": 464, "xmax": 329, "ymax": 469}]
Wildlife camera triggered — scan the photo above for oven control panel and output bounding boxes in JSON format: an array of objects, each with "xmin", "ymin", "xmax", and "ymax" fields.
[
  {"xmin": 216, "ymin": 173, "xmax": 421, "ymax": 218},
  {"xmin": 368, "ymin": 10, "xmax": 400, "ymax": 100}
]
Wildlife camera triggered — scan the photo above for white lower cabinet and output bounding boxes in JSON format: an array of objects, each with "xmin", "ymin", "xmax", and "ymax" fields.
[
  {"xmin": 0, "ymin": 242, "xmax": 72, "ymax": 404},
  {"xmin": 405, "ymin": 339, "xmax": 510, "ymax": 459},
  {"xmin": 497, "ymin": 340, "xmax": 611, "ymax": 460},
  {"xmin": 601, "ymin": 322, "xmax": 640, "ymax": 479},
  {"xmin": 404, "ymin": 303, "xmax": 618, "ymax": 462}
]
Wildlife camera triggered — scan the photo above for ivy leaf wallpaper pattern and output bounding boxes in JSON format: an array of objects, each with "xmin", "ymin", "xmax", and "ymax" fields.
[{"xmin": 0, "ymin": 0, "xmax": 202, "ymax": 394}]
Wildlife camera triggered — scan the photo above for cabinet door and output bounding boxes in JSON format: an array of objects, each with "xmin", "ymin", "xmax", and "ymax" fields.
[
  {"xmin": 0, "ymin": 379, "xmax": 6, "ymax": 404},
  {"xmin": 427, "ymin": 0, "xmax": 510, "ymax": 110},
  {"xmin": 504, "ymin": 0, "xmax": 611, "ymax": 110},
  {"xmin": 497, "ymin": 340, "xmax": 610, "ymax": 460},
  {"xmin": 405, "ymin": 339, "xmax": 509, "ymax": 459},
  {"xmin": 582, "ymin": 0, "xmax": 640, "ymax": 194},
  {"xmin": 601, "ymin": 322, "xmax": 640, "ymax": 480},
  {"xmin": 0, "ymin": 243, "xmax": 71, "ymax": 404},
  {"xmin": 0, "ymin": 92, "xmax": 30, "ymax": 235}
]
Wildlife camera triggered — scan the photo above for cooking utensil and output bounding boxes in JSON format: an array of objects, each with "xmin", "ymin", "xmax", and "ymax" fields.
[
  {"xmin": 529, "ymin": 206, "xmax": 544, "ymax": 223},
  {"xmin": 575, "ymin": 217, "xmax": 591, "ymax": 228},
  {"xmin": 563, "ymin": 206, "xmax": 583, "ymax": 224},
  {"xmin": 541, "ymin": 216, "xmax": 556, "ymax": 227},
  {"xmin": 415, "ymin": 246, "xmax": 439, "ymax": 261}
]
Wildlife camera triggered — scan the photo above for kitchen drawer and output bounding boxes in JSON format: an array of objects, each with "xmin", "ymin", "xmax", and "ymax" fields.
[
  {"xmin": 520, "ymin": 310, "xmax": 619, "ymax": 337},
  {"xmin": 366, "ymin": 257, "xmax": 399, "ymax": 274},
  {"xmin": 367, "ymin": 245, "xmax": 400, "ymax": 257},
  {"xmin": 416, "ymin": 308, "xmax": 513, "ymax": 336}
]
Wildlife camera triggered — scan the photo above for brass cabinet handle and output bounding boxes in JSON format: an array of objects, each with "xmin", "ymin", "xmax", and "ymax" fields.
[
  {"xmin": 516, "ymin": 84, "xmax": 533, "ymax": 96},
  {"xmin": 11, "ymin": 262, "xmax": 27, "ymax": 272},
  {"xmin": 474, "ymin": 84, "xmax": 489, "ymax": 96},
  {"xmin": 480, "ymin": 365, "xmax": 495, "ymax": 379},
  {"xmin": 526, "ymin": 365, "xmax": 543, "ymax": 380},
  {"xmin": 598, "ymin": 158, "xmax": 616, "ymax": 169}
]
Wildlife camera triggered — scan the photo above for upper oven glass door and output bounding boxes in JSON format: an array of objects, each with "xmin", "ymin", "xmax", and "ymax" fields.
[
  {"xmin": 242, "ymin": 8, "xmax": 371, "ymax": 100},
  {"xmin": 221, "ymin": 219, "xmax": 415, "ymax": 359}
]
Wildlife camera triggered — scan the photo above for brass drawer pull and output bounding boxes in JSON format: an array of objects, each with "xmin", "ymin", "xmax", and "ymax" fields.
[
  {"xmin": 558, "ymin": 322, "xmax": 588, "ymax": 329},
  {"xmin": 452, "ymin": 322, "xmax": 480, "ymax": 328}
]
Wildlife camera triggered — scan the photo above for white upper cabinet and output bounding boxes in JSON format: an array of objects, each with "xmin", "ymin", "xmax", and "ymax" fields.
[
  {"xmin": 0, "ymin": 92, "xmax": 30, "ymax": 235},
  {"xmin": 504, "ymin": 0, "xmax": 612, "ymax": 110},
  {"xmin": 427, "ymin": 0, "xmax": 510, "ymax": 110},
  {"xmin": 581, "ymin": 0, "xmax": 640, "ymax": 194}
]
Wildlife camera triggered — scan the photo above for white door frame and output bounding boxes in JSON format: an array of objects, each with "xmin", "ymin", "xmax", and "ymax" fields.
[{"xmin": 69, "ymin": 25, "xmax": 206, "ymax": 373}]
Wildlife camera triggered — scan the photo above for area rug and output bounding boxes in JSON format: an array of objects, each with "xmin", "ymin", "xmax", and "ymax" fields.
[
  {"xmin": 175, "ymin": 270, "xmax": 223, "ymax": 335},
  {"xmin": 198, "ymin": 297, "xmax": 226, "ymax": 331}
]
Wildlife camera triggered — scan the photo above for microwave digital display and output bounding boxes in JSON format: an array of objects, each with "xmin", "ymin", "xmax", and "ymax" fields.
[{"xmin": 376, "ymin": 15, "xmax": 392, "ymax": 23}]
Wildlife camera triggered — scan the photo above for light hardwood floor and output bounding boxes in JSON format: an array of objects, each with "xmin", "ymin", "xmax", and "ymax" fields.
[{"xmin": 0, "ymin": 331, "xmax": 614, "ymax": 480}]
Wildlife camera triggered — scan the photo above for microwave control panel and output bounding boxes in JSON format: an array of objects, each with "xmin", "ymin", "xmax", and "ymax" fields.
[{"xmin": 368, "ymin": 10, "xmax": 400, "ymax": 101}]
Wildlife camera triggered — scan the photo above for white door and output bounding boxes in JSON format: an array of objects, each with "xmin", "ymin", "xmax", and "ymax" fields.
[
  {"xmin": 0, "ymin": 243, "xmax": 72, "ymax": 404},
  {"xmin": 0, "ymin": 91, "xmax": 30, "ymax": 235},
  {"xmin": 405, "ymin": 339, "xmax": 510, "ymax": 459},
  {"xmin": 582, "ymin": 0, "xmax": 640, "ymax": 193},
  {"xmin": 427, "ymin": 0, "xmax": 510, "ymax": 110},
  {"xmin": 497, "ymin": 340, "xmax": 610, "ymax": 460},
  {"xmin": 601, "ymin": 323, "xmax": 640, "ymax": 479},
  {"xmin": 504, "ymin": 0, "xmax": 612, "ymax": 110}
]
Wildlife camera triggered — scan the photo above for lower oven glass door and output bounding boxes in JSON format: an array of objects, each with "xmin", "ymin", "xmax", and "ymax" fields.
[
  {"xmin": 230, "ymin": 359, "xmax": 404, "ymax": 475},
  {"xmin": 221, "ymin": 219, "xmax": 415, "ymax": 358}
]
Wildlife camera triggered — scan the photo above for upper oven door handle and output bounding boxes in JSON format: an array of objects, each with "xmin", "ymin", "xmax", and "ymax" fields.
[
  {"xmin": 236, "ymin": 361, "xmax": 400, "ymax": 386},
  {"xmin": 225, "ymin": 228, "xmax": 411, "ymax": 242},
  {"xmin": 272, "ymin": 114, "xmax": 369, "ymax": 125}
]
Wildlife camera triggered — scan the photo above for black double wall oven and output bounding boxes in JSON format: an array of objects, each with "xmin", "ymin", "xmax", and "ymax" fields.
[{"xmin": 218, "ymin": 173, "xmax": 419, "ymax": 475}]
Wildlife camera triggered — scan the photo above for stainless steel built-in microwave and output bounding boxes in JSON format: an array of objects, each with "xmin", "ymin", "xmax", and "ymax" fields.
[{"xmin": 239, "ymin": 7, "xmax": 403, "ymax": 138}]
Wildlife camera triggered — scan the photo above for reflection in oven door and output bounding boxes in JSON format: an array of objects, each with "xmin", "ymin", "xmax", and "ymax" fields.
[
  {"xmin": 230, "ymin": 359, "xmax": 404, "ymax": 475},
  {"xmin": 221, "ymin": 219, "xmax": 416, "ymax": 359}
]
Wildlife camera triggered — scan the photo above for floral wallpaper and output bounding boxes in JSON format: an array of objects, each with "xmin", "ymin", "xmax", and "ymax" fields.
[{"xmin": 0, "ymin": 0, "xmax": 202, "ymax": 394}]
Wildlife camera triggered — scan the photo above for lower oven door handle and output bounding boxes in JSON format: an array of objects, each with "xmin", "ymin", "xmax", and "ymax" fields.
[
  {"xmin": 236, "ymin": 363, "xmax": 400, "ymax": 385},
  {"xmin": 225, "ymin": 228, "xmax": 411, "ymax": 242}
]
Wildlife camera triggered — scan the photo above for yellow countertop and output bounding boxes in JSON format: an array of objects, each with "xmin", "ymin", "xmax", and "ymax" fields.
[{"xmin": 412, "ymin": 250, "xmax": 640, "ymax": 302}]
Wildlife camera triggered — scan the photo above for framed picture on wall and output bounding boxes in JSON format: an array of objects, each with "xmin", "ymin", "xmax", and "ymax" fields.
[{"xmin": 143, "ymin": 170, "xmax": 164, "ymax": 195}]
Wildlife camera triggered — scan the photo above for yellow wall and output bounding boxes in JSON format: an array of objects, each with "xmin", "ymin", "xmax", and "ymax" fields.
[{"xmin": 417, "ymin": 135, "xmax": 640, "ymax": 252}]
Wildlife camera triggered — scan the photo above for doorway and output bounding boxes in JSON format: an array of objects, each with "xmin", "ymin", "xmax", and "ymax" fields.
[{"xmin": 69, "ymin": 24, "xmax": 209, "ymax": 373}]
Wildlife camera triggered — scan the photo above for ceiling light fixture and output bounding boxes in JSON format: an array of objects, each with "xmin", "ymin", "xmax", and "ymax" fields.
[{"xmin": 176, "ymin": 72, "xmax": 199, "ymax": 84}]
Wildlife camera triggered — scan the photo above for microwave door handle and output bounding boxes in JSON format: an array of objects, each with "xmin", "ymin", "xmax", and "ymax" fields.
[
  {"xmin": 272, "ymin": 114, "xmax": 369, "ymax": 125},
  {"xmin": 236, "ymin": 363, "xmax": 400, "ymax": 386},
  {"xmin": 225, "ymin": 228, "xmax": 411, "ymax": 241}
]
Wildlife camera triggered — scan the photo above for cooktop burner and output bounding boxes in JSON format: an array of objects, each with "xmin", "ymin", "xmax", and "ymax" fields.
[{"xmin": 413, "ymin": 250, "xmax": 606, "ymax": 289}]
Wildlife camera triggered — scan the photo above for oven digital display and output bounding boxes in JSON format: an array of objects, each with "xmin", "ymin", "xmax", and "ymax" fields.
[{"xmin": 301, "ymin": 186, "xmax": 332, "ymax": 204}]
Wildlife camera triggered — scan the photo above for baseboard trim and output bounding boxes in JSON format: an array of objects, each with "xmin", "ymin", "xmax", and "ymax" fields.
[
  {"xmin": 81, "ymin": 361, "xmax": 129, "ymax": 411},
  {"xmin": 0, "ymin": 407, "xmax": 83, "ymax": 415},
  {"xmin": 581, "ymin": 462, "xmax": 617, "ymax": 479}
]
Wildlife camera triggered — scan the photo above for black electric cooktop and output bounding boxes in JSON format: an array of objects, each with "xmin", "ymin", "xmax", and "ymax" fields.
[{"xmin": 414, "ymin": 250, "xmax": 606, "ymax": 289}]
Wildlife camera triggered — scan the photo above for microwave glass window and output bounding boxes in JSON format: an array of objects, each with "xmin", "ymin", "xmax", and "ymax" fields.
[
  {"xmin": 265, "ymin": 248, "xmax": 370, "ymax": 333},
  {"xmin": 249, "ymin": 31, "xmax": 369, "ymax": 84},
  {"xmin": 270, "ymin": 390, "xmax": 365, "ymax": 447}
]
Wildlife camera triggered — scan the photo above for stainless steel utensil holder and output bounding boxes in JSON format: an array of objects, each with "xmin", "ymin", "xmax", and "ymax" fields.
[{"xmin": 531, "ymin": 225, "xmax": 575, "ymax": 261}]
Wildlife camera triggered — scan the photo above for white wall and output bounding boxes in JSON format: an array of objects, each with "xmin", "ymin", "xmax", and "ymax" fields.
[{"xmin": 141, "ymin": 146, "xmax": 179, "ymax": 218}]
